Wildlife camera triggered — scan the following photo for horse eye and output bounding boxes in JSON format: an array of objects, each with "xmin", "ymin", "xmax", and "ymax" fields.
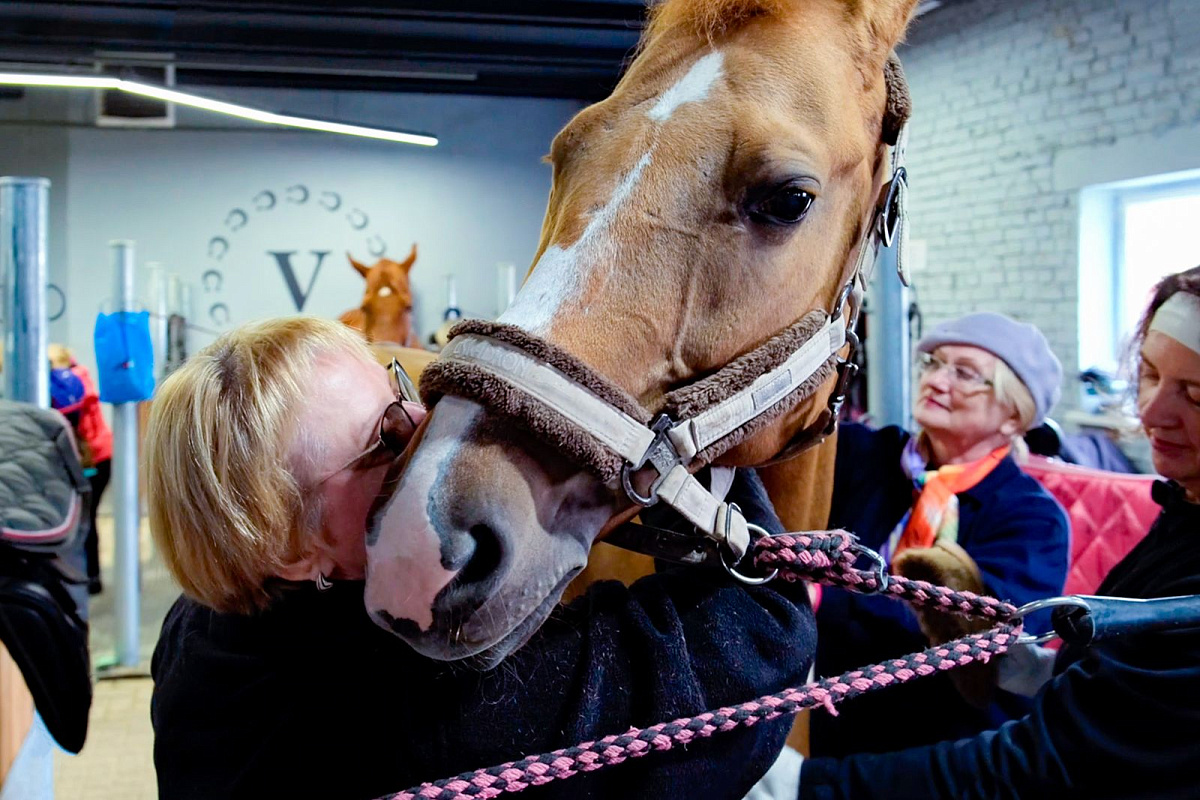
[{"xmin": 748, "ymin": 185, "xmax": 815, "ymax": 226}]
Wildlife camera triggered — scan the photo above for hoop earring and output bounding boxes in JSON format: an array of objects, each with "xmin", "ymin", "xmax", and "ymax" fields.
[{"xmin": 315, "ymin": 572, "xmax": 333, "ymax": 592}]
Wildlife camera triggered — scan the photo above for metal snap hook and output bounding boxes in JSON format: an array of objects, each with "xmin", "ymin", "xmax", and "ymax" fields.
[
  {"xmin": 1013, "ymin": 596, "xmax": 1092, "ymax": 644},
  {"xmin": 849, "ymin": 541, "xmax": 888, "ymax": 594}
]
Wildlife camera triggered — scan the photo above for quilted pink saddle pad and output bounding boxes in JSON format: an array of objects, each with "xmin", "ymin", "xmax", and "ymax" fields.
[{"xmin": 1023, "ymin": 456, "xmax": 1160, "ymax": 595}]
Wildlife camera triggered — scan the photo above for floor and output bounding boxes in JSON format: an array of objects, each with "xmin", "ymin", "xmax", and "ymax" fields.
[
  {"xmin": 51, "ymin": 515, "xmax": 175, "ymax": 799},
  {"xmin": 84, "ymin": 515, "xmax": 179, "ymax": 672},
  {"xmin": 53, "ymin": 678, "xmax": 156, "ymax": 800}
]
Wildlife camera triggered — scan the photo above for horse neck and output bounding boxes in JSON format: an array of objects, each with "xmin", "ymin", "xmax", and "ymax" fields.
[
  {"xmin": 757, "ymin": 435, "xmax": 839, "ymax": 531},
  {"xmin": 364, "ymin": 306, "xmax": 412, "ymax": 343}
]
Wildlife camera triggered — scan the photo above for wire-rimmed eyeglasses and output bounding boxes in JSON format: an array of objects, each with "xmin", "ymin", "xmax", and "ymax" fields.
[
  {"xmin": 916, "ymin": 351, "xmax": 994, "ymax": 390},
  {"xmin": 314, "ymin": 359, "xmax": 422, "ymax": 484}
]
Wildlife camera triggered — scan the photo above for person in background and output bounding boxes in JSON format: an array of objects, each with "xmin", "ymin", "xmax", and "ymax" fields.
[
  {"xmin": 750, "ymin": 267, "xmax": 1200, "ymax": 799},
  {"xmin": 811, "ymin": 312, "xmax": 1070, "ymax": 757},
  {"xmin": 146, "ymin": 316, "xmax": 816, "ymax": 800},
  {"xmin": 49, "ymin": 344, "xmax": 112, "ymax": 595}
]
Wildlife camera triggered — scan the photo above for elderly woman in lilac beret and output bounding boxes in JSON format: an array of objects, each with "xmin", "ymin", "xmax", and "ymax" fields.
[{"xmin": 810, "ymin": 311, "xmax": 1070, "ymax": 757}]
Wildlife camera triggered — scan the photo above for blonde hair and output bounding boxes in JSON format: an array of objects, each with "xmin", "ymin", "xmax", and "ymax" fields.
[
  {"xmin": 991, "ymin": 358, "xmax": 1037, "ymax": 434},
  {"xmin": 145, "ymin": 316, "xmax": 375, "ymax": 613},
  {"xmin": 48, "ymin": 343, "xmax": 73, "ymax": 369}
]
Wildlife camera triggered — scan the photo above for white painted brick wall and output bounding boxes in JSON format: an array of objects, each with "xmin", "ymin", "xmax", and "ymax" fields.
[{"xmin": 900, "ymin": 0, "xmax": 1200, "ymax": 407}]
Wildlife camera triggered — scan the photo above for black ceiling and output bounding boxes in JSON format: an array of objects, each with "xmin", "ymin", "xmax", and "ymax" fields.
[{"xmin": 0, "ymin": 1, "xmax": 652, "ymax": 101}]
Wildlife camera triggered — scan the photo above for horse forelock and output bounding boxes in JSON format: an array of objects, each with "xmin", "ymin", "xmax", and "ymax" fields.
[
  {"xmin": 644, "ymin": 0, "xmax": 912, "ymax": 143},
  {"xmin": 645, "ymin": 0, "xmax": 791, "ymax": 45}
]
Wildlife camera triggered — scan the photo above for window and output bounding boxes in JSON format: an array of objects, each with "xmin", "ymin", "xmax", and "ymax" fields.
[
  {"xmin": 1117, "ymin": 186, "xmax": 1200, "ymax": 342},
  {"xmin": 1078, "ymin": 172, "xmax": 1200, "ymax": 376}
]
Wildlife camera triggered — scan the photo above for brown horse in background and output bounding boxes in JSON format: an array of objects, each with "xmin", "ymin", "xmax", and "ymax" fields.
[{"xmin": 339, "ymin": 244, "xmax": 420, "ymax": 347}]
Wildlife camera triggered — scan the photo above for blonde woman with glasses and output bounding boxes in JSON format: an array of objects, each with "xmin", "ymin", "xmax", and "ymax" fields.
[
  {"xmin": 810, "ymin": 312, "xmax": 1070, "ymax": 758},
  {"xmin": 146, "ymin": 316, "xmax": 823, "ymax": 800}
]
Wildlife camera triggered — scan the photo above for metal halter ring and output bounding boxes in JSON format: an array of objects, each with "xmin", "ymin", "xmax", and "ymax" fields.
[
  {"xmin": 830, "ymin": 281, "xmax": 855, "ymax": 321},
  {"xmin": 879, "ymin": 166, "xmax": 907, "ymax": 248},
  {"xmin": 823, "ymin": 327, "xmax": 862, "ymax": 435},
  {"xmin": 621, "ymin": 414, "xmax": 681, "ymax": 507},
  {"xmin": 1013, "ymin": 596, "xmax": 1092, "ymax": 645},
  {"xmin": 719, "ymin": 515, "xmax": 778, "ymax": 585},
  {"xmin": 621, "ymin": 462, "xmax": 658, "ymax": 507}
]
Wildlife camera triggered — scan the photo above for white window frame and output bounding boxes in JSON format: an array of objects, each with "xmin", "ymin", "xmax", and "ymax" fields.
[{"xmin": 1078, "ymin": 168, "xmax": 1200, "ymax": 377}]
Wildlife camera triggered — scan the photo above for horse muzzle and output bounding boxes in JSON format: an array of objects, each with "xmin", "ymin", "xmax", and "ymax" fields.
[{"xmin": 364, "ymin": 395, "xmax": 611, "ymax": 664}]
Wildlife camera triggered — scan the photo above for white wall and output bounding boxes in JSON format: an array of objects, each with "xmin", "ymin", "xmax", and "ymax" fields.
[
  {"xmin": 901, "ymin": 0, "xmax": 1200, "ymax": 407},
  {"xmin": 0, "ymin": 88, "xmax": 583, "ymax": 380}
]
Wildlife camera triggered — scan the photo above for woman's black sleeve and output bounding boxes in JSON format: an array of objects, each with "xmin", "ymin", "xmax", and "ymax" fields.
[{"xmin": 801, "ymin": 621, "xmax": 1200, "ymax": 799}]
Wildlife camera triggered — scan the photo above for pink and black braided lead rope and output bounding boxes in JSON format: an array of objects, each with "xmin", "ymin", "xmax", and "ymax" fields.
[
  {"xmin": 753, "ymin": 531, "xmax": 1018, "ymax": 622},
  {"xmin": 379, "ymin": 532, "xmax": 1023, "ymax": 800}
]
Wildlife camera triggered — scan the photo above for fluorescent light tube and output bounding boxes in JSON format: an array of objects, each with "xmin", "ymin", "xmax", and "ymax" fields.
[{"xmin": 0, "ymin": 71, "xmax": 438, "ymax": 147}]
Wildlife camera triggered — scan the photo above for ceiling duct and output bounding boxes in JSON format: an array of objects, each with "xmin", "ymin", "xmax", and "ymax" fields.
[{"xmin": 95, "ymin": 54, "xmax": 175, "ymax": 128}]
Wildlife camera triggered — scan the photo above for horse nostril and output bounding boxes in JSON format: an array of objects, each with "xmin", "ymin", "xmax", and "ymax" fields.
[{"xmin": 457, "ymin": 524, "xmax": 504, "ymax": 586}]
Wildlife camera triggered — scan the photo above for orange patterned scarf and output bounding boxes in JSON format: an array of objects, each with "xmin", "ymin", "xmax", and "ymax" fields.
[{"xmin": 886, "ymin": 438, "xmax": 1011, "ymax": 561}]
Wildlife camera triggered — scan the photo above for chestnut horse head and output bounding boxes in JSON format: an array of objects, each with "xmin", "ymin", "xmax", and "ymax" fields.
[
  {"xmin": 340, "ymin": 244, "xmax": 418, "ymax": 346},
  {"xmin": 367, "ymin": 0, "xmax": 917, "ymax": 666}
]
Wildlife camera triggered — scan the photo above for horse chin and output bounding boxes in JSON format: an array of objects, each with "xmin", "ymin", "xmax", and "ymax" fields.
[
  {"xmin": 468, "ymin": 566, "xmax": 584, "ymax": 670},
  {"xmin": 373, "ymin": 564, "xmax": 583, "ymax": 669}
]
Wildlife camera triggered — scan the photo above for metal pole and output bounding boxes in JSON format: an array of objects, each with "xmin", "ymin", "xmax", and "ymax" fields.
[
  {"xmin": 111, "ymin": 239, "xmax": 141, "ymax": 667},
  {"xmin": 866, "ymin": 244, "xmax": 912, "ymax": 429},
  {"xmin": 1, "ymin": 177, "xmax": 50, "ymax": 407},
  {"xmin": 147, "ymin": 262, "xmax": 169, "ymax": 381}
]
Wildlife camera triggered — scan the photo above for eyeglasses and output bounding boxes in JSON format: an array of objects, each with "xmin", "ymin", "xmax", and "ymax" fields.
[
  {"xmin": 314, "ymin": 360, "xmax": 421, "ymax": 485},
  {"xmin": 388, "ymin": 358, "xmax": 421, "ymax": 405},
  {"xmin": 916, "ymin": 351, "xmax": 994, "ymax": 390}
]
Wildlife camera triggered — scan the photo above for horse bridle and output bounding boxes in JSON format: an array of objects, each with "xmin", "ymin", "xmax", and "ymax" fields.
[{"xmin": 419, "ymin": 63, "xmax": 911, "ymax": 577}]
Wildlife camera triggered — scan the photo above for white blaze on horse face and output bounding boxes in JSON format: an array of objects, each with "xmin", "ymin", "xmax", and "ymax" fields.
[
  {"xmin": 499, "ymin": 151, "xmax": 654, "ymax": 334},
  {"xmin": 500, "ymin": 50, "xmax": 725, "ymax": 336},
  {"xmin": 647, "ymin": 51, "xmax": 725, "ymax": 122},
  {"xmin": 364, "ymin": 397, "xmax": 480, "ymax": 631}
]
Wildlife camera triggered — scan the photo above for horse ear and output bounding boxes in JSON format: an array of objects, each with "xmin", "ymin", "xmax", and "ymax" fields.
[
  {"xmin": 400, "ymin": 243, "xmax": 418, "ymax": 273},
  {"xmin": 347, "ymin": 252, "xmax": 370, "ymax": 277},
  {"xmin": 850, "ymin": 0, "xmax": 920, "ymax": 66}
]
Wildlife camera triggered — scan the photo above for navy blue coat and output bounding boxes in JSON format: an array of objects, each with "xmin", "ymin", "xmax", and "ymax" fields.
[
  {"xmin": 802, "ymin": 480, "xmax": 1200, "ymax": 799},
  {"xmin": 151, "ymin": 470, "xmax": 812, "ymax": 800},
  {"xmin": 811, "ymin": 423, "xmax": 1069, "ymax": 756}
]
